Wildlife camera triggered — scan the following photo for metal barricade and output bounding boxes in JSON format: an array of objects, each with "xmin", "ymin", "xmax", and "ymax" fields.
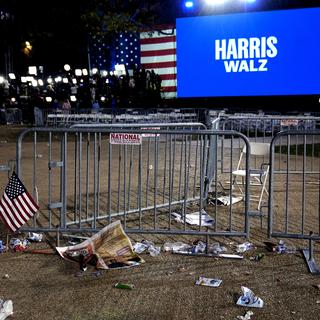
[
  {"xmin": 16, "ymin": 126, "xmax": 251, "ymax": 239},
  {"xmin": 268, "ymin": 130, "xmax": 320, "ymax": 274}
]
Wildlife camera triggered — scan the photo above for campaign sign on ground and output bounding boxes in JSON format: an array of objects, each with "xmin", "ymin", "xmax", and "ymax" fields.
[
  {"xmin": 176, "ymin": 8, "xmax": 320, "ymax": 97},
  {"xmin": 110, "ymin": 133, "xmax": 142, "ymax": 145}
]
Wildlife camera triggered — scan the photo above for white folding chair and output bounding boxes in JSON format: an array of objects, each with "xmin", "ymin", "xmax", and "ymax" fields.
[{"xmin": 232, "ymin": 142, "xmax": 270, "ymax": 211}]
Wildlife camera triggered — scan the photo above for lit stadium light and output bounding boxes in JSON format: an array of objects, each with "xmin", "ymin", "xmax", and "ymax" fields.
[
  {"xmin": 80, "ymin": 79, "xmax": 84, "ymax": 83},
  {"xmin": 47, "ymin": 77, "xmax": 53, "ymax": 84},
  {"xmin": 8, "ymin": 73, "xmax": 16, "ymax": 80},
  {"xmin": 64, "ymin": 64, "xmax": 71, "ymax": 72},
  {"xmin": 31, "ymin": 80, "xmax": 38, "ymax": 87},
  {"xmin": 110, "ymin": 71, "xmax": 114, "ymax": 76},
  {"xmin": 105, "ymin": 79, "xmax": 109, "ymax": 84},
  {"xmin": 205, "ymin": 0, "xmax": 226, "ymax": 5},
  {"xmin": 72, "ymin": 78, "xmax": 77, "ymax": 84},
  {"xmin": 92, "ymin": 68, "xmax": 98, "ymax": 75},
  {"xmin": 62, "ymin": 77, "xmax": 68, "ymax": 83},
  {"xmin": 70, "ymin": 95, "xmax": 77, "ymax": 102},
  {"xmin": 28, "ymin": 66, "xmax": 37, "ymax": 75},
  {"xmin": 82, "ymin": 69, "xmax": 88, "ymax": 76},
  {"xmin": 101, "ymin": 70, "xmax": 108, "ymax": 77},
  {"xmin": 38, "ymin": 79, "xmax": 44, "ymax": 86},
  {"xmin": 184, "ymin": 1, "xmax": 194, "ymax": 8},
  {"xmin": 54, "ymin": 76, "xmax": 62, "ymax": 83},
  {"xmin": 100, "ymin": 96, "xmax": 106, "ymax": 102},
  {"xmin": 11, "ymin": 97, "xmax": 16, "ymax": 103},
  {"xmin": 21, "ymin": 77, "xmax": 27, "ymax": 83},
  {"xmin": 45, "ymin": 97, "xmax": 52, "ymax": 102},
  {"xmin": 0, "ymin": 76, "xmax": 4, "ymax": 84},
  {"xmin": 75, "ymin": 69, "xmax": 82, "ymax": 76}
]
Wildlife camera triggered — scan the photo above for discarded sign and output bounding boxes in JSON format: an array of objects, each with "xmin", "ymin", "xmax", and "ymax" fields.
[
  {"xmin": 236, "ymin": 286, "xmax": 264, "ymax": 308},
  {"xmin": 195, "ymin": 277, "xmax": 222, "ymax": 287},
  {"xmin": 210, "ymin": 195, "xmax": 243, "ymax": 206},
  {"xmin": 171, "ymin": 210, "xmax": 214, "ymax": 227},
  {"xmin": 110, "ymin": 133, "xmax": 142, "ymax": 145},
  {"xmin": 56, "ymin": 220, "xmax": 144, "ymax": 270}
]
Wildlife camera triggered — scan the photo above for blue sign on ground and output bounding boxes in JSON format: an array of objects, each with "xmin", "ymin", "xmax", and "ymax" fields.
[{"xmin": 176, "ymin": 8, "xmax": 320, "ymax": 97}]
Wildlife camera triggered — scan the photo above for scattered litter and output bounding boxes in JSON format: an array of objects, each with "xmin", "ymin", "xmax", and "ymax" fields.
[
  {"xmin": 195, "ymin": 276, "xmax": 222, "ymax": 287},
  {"xmin": 178, "ymin": 267, "xmax": 187, "ymax": 272},
  {"xmin": 140, "ymin": 240, "xmax": 161, "ymax": 256},
  {"xmin": 171, "ymin": 210, "xmax": 214, "ymax": 227},
  {"xmin": 192, "ymin": 240, "xmax": 206, "ymax": 253},
  {"xmin": 275, "ymin": 240, "xmax": 296, "ymax": 254},
  {"xmin": 250, "ymin": 253, "xmax": 265, "ymax": 261},
  {"xmin": 236, "ymin": 310, "xmax": 254, "ymax": 320},
  {"xmin": 56, "ymin": 220, "xmax": 144, "ymax": 270},
  {"xmin": 27, "ymin": 232, "xmax": 43, "ymax": 242},
  {"xmin": 114, "ymin": 282, "xmax": 135, "ymax": 290},
  {"xmin": 210, "ymin": 243, "xmax": 227, "ymax": 255},
  {"xmin": 0, "ymin": 241, "xmax": 6, "ymax": 254},
  {"xmin": 210, "ymin": 195, "xmax": 243, "ymax": 206},
  {"xmin": 216, "ymin": 254, "xmax": 243, "ymax": 259},
  {"xmin": 133, "ymin": 242, "xmax": 149, "ymax": 254},
  {"xmin": 236, "ymin": 286, "xmax": 264, "ymax": 308},
  {"xmin": 0, "ymin": 299, "xmax": 13, "ymax": 320},
  {"xmin": 9, "ymin": 238, "xmax": 30, "ymax": 252},
  {"xmin": 236, "ymin": 242, "xmax": 254, "ymax": 253},
  {"xmin": 2, "ymin": 274, "xmax": 9, "ymax": 279},
  {"xmin": 163, "ymin": 242, "xmax": 192, "ymax": 253}
]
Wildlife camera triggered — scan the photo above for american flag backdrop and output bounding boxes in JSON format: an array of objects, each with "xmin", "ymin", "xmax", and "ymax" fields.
[
  {"xmin": 0, "ymin": 172, "xmax": 38, "ymax": 233},
  {"xmin": 140, "ymin": 26, "xmax": 177, "ymax": 98},
  {"xmin": 89, "ymin": 26, "xmax": 177, "ymax": 99}
]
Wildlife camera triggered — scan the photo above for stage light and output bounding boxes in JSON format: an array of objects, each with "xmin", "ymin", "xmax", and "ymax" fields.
[
  {"xmin": 70, "ymin": 95, "xmax": 77, "ymax": 102},
  {"xmin": 31, "ymin": 80, "xmax": 38, "ymax": 87},
  {"xmin": 47, "ymin": 77, "xmax": 53, "ymax": 84},
  {"xmin": 21, "ymin": 77, "xmax": 27, "ymax": 83},
  {"xmin": 100, "ymin": 96, "xmax": 106, "ymax": 102},
  {"xmin": 54, "ymin": 76, "xmax": 62, "ymax": 83},
  {"xmin": 45, "ymin": 97, "xmax": 52, "ymax": 102},
  {"xmin": 38, "ymin": 79, "xmax": 44, "ymax": 86},
  {"xmin": 0, "ymin": 76, "xmax": 4, "ymax": 84},
  {"xmin": 11, "ymin": 97, "xmax": 16, "ymax": 103},
  {"xmin": 75, "ymin": 69, "xmax": 82, "ymax": 76},
  {"xmin": 63, "ymin": 78, "xmax": 68, "ymax": 83},
  {"xmin": 92, "ymin": 68, "xmax": 98, "ymax": 75},
  {"xmin": 72, "ymin": 79, "xmax": 77, "ymax": 84},
  {"xmin": 101, "ymin": 70, "xmax": 108, "ymax": 77},
  {"xmin": 8, "ymin": 73, "xmax": 16, "ymax": 80},
  {"xmin": 28, "ymin": 66, "xmax": 37, "ymax": 75},
  {"xmin": 64, "ymin": 64, "xmax": 71, "ymax": 72},
  {"xmin": 82, "ymin": 69, "xmax": 88, "ymax": 76},
  {"xmin": 184, "ymin": 1, "xmax": 194, "ymax": 8},
  {"xmin": 205, "ymin": 0, "xmax": 226, "ymax": 5}
]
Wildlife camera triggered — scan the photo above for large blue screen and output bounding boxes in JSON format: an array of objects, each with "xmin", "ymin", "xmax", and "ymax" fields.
[{"xmin": 176, "ymin": 8, "xmax": 320, "ymax": 97}]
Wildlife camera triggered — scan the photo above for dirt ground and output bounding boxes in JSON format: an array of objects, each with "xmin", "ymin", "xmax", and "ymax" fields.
[{"xmin": 0, "ymin": 125, "xmax": 320, "ymax": 320}]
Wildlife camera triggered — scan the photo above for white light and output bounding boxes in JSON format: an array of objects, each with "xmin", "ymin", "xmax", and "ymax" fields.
[
  {"xmin": 45, "ymin": 97, "xmax": 52, "ymax": 102},
  {"xmin": 0, "ymin": 76, "xmax": 5, "ymax": 84},
  {"xmin": 92, "ymin": 68, "xmax": 98, "ymax": 75},
  {"xmin": 11, "ymin": 97, "xmax": 16, "ymax": 103},
  {"xmin": 47, "ymin": 78, "xmax": 53, "ymax": 84},
  {"xmin": 110, "ymin": 71, "xmax": 114, "ymax": 76},
  {"xmin": 64, "ymin": 64, "xmax": 71, "ymax": 72},
  {"xmin": 105, "ymin": 79, "xmax": 109, "ymax": 84},
  {"xmin": 205, "ymin": 0, "xmax": 226, "ymax": 5},
  {"xmin": 21, "ymin": 77, "xmax": 27, "ymax": 83},
  {"xmin": 63, "ymin": 77, "xmax": 68, "ymax": 83},
  {"xmin": 101, "ymin": 70, "xmax": 108, "ymax": 77},
  {"xmin": 54, "ymin": 76, "xmax": 62, "ymax": 83},
  {"xmin": 31, "ymin": 80, "xmax": 38, "ymax": 87},
  {"xmin": 72, "ymin": 79, "xmax": 77, "ymax": 84},
  {"xmin": 38, "ymin": 79, "xmax": 44, "ymax": 86},
  {"xmin": 75, "ymin": 69, "xmax": 82, "ymax": 76},
  {"xmin": 80, "ymin": 79, "xmax": 84, "ymax": 83},
  {"xmin": 185, "ymin": 1, "xmax": 194, "ymax": 8},
  {"xmin": 8, "ymin": 73, "xmax": 16, "ymax": 80},
  {"xmin": 70, "ymin": 95, "xmax": 77, "ymax": 102},
  {"xmin": 82, "ymin": 69, "xmax": 88, "ymax": 76},
  {"xmin": 100, "ymin": 96, "xmax": 106, "ymax": 102},
  {"xmin": 28, "ymin": 66, "xmax": 37, "ymax": 75},
  {"xmin": 26, "ymin": 76, "xmax": 34, "ymax": 82}
]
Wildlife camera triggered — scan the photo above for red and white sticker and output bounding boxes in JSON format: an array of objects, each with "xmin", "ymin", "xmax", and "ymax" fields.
[
  {"xmin": 110, "ymin": 133, "xmax": 142, "ymax": 145},
  {"xmin": 141, "ymin": 127, "xmax": 161, "ymax": 138},
  {"xmin": 280, "ymin": 119, "xmax": 299, "ymax": 126}
]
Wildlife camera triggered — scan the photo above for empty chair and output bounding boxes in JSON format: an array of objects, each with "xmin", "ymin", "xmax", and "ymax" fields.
[{"xmin": 232, "ymin": 142, "xmax": 270, "ymax": 211}]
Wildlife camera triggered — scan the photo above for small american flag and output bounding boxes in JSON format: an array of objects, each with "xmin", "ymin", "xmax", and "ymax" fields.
[{"xmin": 0, "ymin": 172, "xmax": 38, "ymax": 233}]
